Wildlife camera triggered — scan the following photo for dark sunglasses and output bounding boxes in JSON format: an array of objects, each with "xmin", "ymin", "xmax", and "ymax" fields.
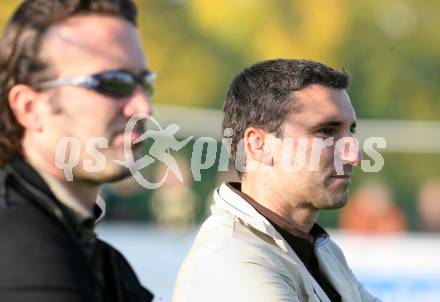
[{"xmin": 33, "ymin": 69, "xmax": 156, "ymax": 98}]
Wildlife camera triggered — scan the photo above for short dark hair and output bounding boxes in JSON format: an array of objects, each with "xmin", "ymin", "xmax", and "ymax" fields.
[
  {"xmin": 0, "ymin": 0, "xmax": 137, "ymax": 165},
  {"xmin": 223, "ymin": 58, "xmax": 350, "ymax": 170}
]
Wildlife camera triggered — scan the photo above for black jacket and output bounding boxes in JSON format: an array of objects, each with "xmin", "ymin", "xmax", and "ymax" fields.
[{"xmin": 0, "ymin": 157, "xmax": 154, "ymax": 302}]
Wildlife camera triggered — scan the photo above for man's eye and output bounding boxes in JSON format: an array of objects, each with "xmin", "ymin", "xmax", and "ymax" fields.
[{"xmin": 317, "ymin": 128, "xmax": 334, "ymax": 136}]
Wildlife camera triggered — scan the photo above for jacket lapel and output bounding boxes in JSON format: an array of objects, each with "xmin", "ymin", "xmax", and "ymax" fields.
[
  {"xmin": 213, "ymin": 183, "xmax": 332, "ymax": 302},
  {"xmin": 316, "ymin": 247, "xmax": 361, "ymax": 302}
]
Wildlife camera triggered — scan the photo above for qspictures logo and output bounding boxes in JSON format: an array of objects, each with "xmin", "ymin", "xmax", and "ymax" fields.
[{"xmin": 55, "ymin": 113, "xmax": 386, "ymax": 189}]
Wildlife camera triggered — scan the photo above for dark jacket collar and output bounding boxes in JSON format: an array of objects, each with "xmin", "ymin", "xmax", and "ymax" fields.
[
  {"xmin": 2, "ymin": 155, "xmax": 102, "ymax": 227},
  {"xmin": 5, "ymin": 155, "xmax": 57, "ymax": 200}
]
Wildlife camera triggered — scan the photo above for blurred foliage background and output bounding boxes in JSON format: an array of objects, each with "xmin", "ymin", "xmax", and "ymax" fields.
[{"xmin": 1, "ymin": 0, "xmax": 439, "ymax": 231}]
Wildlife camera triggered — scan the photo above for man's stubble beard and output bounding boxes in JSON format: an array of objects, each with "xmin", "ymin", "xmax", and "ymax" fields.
[
  {"xmin": 318, "ymin": 181, "xmax": 350, "ymax": 210},
  {"xmin": 71, "ymin": 143, "xmax": 143, "ymax": 185},
  {"xmin": 302, "ymin": 174, "xmax": 350, "ymax": 210}
]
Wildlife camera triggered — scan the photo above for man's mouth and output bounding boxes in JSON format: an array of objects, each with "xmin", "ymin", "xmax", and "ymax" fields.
[
  {"xmin": 331, "ymin": 174, "xmax": 352, "ymax": 179},
  {"xmin": 111, "ymin": 129, "xmax": 142, "ymax": 146}
]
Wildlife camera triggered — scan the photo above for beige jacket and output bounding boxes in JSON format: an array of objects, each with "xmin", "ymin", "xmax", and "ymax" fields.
[{"xmin": 173, "ymin": 183, "xmax": 383, "ymax": 302}]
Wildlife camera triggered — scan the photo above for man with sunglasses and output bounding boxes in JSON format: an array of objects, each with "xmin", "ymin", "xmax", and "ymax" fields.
[{"xmin": 0, "ymin": 1, "xmax": 154, "ymax": 301}]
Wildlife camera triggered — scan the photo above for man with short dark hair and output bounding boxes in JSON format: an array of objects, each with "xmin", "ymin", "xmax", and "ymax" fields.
[
  {"xmin": 174, "ymin": 59, "xmax": 383, "ymax": 302},
  {"xmin": 0, "ymin": 1, "xmax": 154, "ymax": 301}
]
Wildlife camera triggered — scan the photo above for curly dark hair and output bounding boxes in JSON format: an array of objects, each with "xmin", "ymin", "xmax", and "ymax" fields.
[
  {"xmin": 0, "ymin": 0, "xmax": 137, "ymax": 165},
  {"xmin": 222, "ymin": 59, "xmax": 351, "ymax": 172}
]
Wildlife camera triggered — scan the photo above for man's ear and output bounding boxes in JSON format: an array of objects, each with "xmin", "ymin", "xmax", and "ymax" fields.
[
  {"xmin": 244, "ymin": 127, "xmax": 273, "ymax": 166},
  {"xmin": 8, "ymin": 84, "xmax": 43, "ymax": 132}
]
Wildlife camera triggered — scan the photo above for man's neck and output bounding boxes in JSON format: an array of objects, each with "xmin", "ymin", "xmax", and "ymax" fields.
[
  {"xmin": 59, "ymin": 177, "xmax": 100, "ymax": 210},
  {"xmin": 24, "ymin": 151, "xmax": 99, "ymax": 217},
  {"xmin": 241, "ymin": 180, "xmax": 318, "ymax": 233}
]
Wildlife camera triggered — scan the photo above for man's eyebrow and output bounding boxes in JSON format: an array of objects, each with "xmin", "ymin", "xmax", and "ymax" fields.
[{"xmin": 312, "ymin": 119, "xmax": 357, "ymax": 129}]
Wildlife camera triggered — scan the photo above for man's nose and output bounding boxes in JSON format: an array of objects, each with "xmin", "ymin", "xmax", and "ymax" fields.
[
  {"xmin": 350, "ymin": 147, "xmax": 363, "ymax": 166},
  {"xmin": 123, "ymin": 86, "xmax": 153, "ymax": 118},
  {"xmin": 337, "ymin": 136, "xmax": 363, "ymax": 166}
]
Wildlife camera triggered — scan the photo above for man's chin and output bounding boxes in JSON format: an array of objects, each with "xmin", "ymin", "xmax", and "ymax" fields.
[
  {"xmin": 321, "ymin": 192, "xmax": 349, "ymax": 210},
  {"xmin": 74, "ymin": 164, "xmax": 133, "ymax": 185},
  {"xmin": 100, "ymin": 168, "xmax": 133, "ymax": 183},
  {"xmin": 322, "ymin": 201, "xmax": 347, "ymax": 210}
]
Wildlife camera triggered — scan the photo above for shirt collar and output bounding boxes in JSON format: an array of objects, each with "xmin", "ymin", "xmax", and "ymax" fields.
[
  {"xmin": 227, "ymin": 182, "xmax": 322, "ymax": 243},
  {"xmin": 228, "ymin": 182, "xmax": 328, "ymax": 239},
  {"xmin": 214, "ymin": 182, "xmax": 329, "ymax": 250}
]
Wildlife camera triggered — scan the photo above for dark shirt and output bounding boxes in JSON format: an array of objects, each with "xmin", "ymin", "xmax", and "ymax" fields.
[{"xmin": 228, "ymin": 182, "xmax": 341, "ymax": 302}]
